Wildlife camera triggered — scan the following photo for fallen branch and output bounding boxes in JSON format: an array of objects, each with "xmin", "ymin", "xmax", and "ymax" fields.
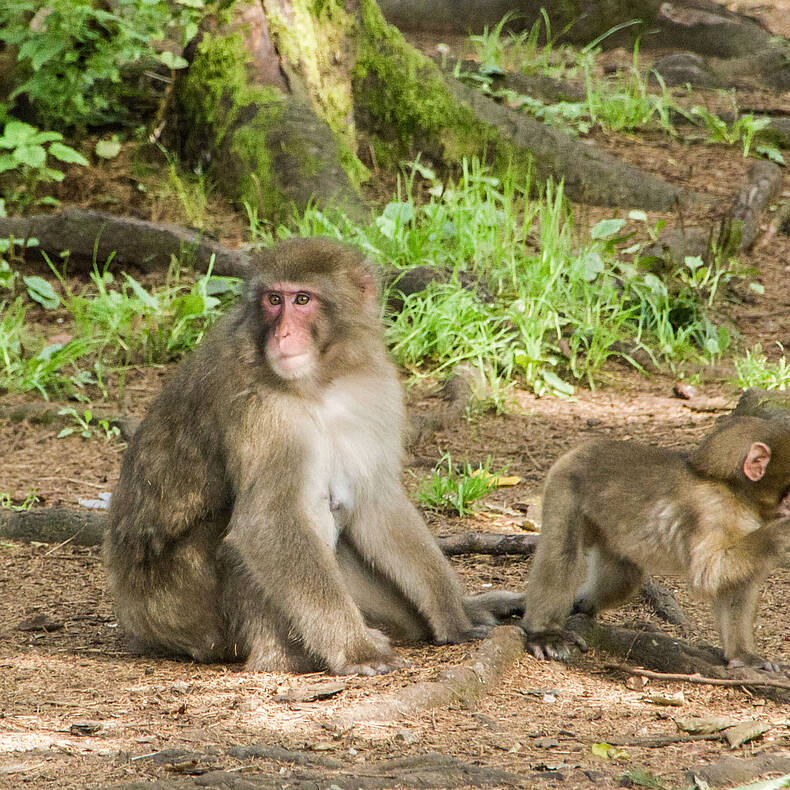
[
  {"xmin": 608, "ymin": 733, "xmax": 725, "ymax": 748},
  {"xmin": 436, "ymin": 532, "xmax": 538, "ymax": 557},
  {"xmin": 0, "ymin": 508, "xmax": 106, "ymax": 547},
  {"xmin": 606, "ymin": 663, "xmax": 790, "ymax": 691},
  {"xmin": 332, "ymin": 625, "xmax": 525, "ymax": 726}
]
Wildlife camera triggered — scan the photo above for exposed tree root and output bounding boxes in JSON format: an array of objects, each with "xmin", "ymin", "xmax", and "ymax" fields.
[
  {"xmin": 639, "ymin": 578, "xmax": 690, "ymax": 627},
  {"xmin": 0, "ymin": 208, "xmax": 252, "ymax": 277},
  {"xmin": 332, "ymin": 625, "xmax": 525, "ymax": 726},
  {"xmin": 437, "ymin": 532, "xmax": 538, "ymax": 557},
  {"xmin": 569, "ymin": 614, "xmax": 790, "ymax": 703}
]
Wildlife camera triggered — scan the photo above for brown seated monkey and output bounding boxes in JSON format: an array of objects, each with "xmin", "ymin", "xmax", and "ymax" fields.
[
  {"xmin": 520, "ymin": 417, "xmax": 790, "ymax": 672},
  {"xmin": 104, "ymin": 237, "xmax": 523, "ymax": 675}
]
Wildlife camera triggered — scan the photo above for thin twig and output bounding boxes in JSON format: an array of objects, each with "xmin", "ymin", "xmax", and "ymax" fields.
[{"xmin": 606, "ymin": 663, "xmax": 790, "ymax": 690}]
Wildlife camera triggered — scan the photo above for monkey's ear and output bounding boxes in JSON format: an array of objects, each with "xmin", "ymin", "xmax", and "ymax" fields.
[
  {"xmin": 744, "ymin": 442, "xmax": 771, "ymax": 481},
  {"xmin": 354, "ymin": 263, "xmax": 379, "ymax": 305}
]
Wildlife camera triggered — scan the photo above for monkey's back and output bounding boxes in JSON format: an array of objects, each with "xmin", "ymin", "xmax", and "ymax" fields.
[{"xmin": 543, "ymin": 439, "xmax": 700, "ymax": 572}]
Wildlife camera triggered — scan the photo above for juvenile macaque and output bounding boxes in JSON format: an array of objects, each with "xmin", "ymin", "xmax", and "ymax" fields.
[
  {"xmin": 520, "ymin": 417, "xmax": 790, "ymax": 671},
  {"xmin": 104, "ymin": 237, "xmax": 522, "ymax": 675}
]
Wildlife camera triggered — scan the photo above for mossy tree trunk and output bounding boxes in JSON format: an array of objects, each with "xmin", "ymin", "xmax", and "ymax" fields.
[{"xmin": 167, "ymin": 0, "xmax": 701, "ymax": 223}]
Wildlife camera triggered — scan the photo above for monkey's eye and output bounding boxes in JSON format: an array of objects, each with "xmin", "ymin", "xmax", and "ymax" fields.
[
  {"xmin": 267, "ymin": 293, "xmax": 282, "ymax": 306},
  {"xmin": 294, "ymin": 293, "xmax": 310, "ymax": 305}
]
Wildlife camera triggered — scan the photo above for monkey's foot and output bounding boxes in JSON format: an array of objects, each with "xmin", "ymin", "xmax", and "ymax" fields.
[
  {"xmin": 728, "ymin": 654, "xmax": 790, "ymax": 676},
  {"xmin": 521, "ymin": 629, "xmax": 588, "ymax": 662},
  {"xmin": 464, "ymin": 591, "xmax": 526, "ymax": 625},
  {"xmin": 334, "ymin": 654, "xmax": 410, "ymax": 676}
]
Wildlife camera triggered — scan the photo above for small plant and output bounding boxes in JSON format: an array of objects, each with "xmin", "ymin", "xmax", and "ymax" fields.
[
  {"xmin": 57, "ymin": 407, "xmax": 121, "ymax": 440},
  {"xmin": 0, "ymin": 120, "xmax": 88, "ymax": 209},
  {"xmin": 418, "ymin": 456, "xmax": 501, "ymax": 516},
  {"xmin": 691, "ymin": 105, "xmax": 785, "ymax": 162},
  {"xmin": 0, "ymin": 235, "xmax": 39, "ymax": 292},
  {"xmin": 0, "ymin": 488, "xmax": 39, "ymax": 510},
  {"xmin": 733, "ymin": 345, "xmax": 790, "ymax": 391},
  {"xmin": 0, "ymin": 0, "xmax": 203, "ymax": 130}
]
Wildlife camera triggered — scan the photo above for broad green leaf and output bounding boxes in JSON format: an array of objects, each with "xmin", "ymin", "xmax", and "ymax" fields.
[
  {"xmin": 0, "ymin": 154, "xmax": 16, "ymax": 172},
  {"xmin": 542, "ymin": 369, "xmax": 574, "ymax": 397},
  {"xmin": 591, "ymin": 218, "xmax": 626, "ymax": 240},
  {"xmin": 18, "ymin": 37, "xmax": 66, "ymax": 70},
  {"xmin": 174, "ymin": 292, "xmax": 206, "ymax": 319},
  {"xmin": 95, "ymin": 137, "xmax": 122, "ymax": 159},
  {"xmin": 628, "ymin": 210, "xmax": 648, "ymax": 222},
  {"xmin": 1, "ymin": 120, "xmax": 37, "ymax": 146},
  {"xmin": 48, "ymin": 142, "xmax": 89, "ymax": 165},
  {"xmin": 13, "ymin": 144, "xmax": 46, "ymax": 168},
  {"xmin": 158, "ymin": 51, "xmax": 188, "ymax": 70},
  {"xmin": 579, "ymin": 251, "xmax": 604, "ymax": 281},
  {"xmin": 23, "ymin": 275, "xmax": 60, "ymax": 309}
]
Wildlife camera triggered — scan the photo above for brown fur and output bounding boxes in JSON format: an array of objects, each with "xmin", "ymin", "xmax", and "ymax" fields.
[
  {"xmin": 104, "ymin": 238, "xmax": 522, "ymax": 675},
  {"xmin": 520, "ymin": 417, "xmax": 790, "ymax": 670}
]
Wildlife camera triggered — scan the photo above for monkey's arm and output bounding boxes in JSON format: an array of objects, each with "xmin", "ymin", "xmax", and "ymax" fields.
[
  {"xmin": 346, "ymin": 487, "xmax": 491, "ymax": 643},
  {"xmin": 223, "ymin": 485, "xmax": 400, "ymax": 675}
]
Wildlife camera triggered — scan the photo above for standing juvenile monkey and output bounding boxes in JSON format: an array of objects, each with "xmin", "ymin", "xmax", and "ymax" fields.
[
  {"xmin": 104, "ymin": 237, "xmax": 522, "ymax": 675},
  {"xmin": 520, "ymin": 417, "xmax": 790, "ymax": 671}
]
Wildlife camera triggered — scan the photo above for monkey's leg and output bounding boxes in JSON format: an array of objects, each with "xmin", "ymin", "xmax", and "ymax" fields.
[
  {"xmin": 346, "ymin": 489, "xmax": 488, "ymax": 643},
  {"xmin": 711, "ymin": 579, "xmax": 785, "ymax": 673},
  {"xmin": 337, "ymin": 535, "xmax": 432, "ymax": 643},
  {"xmin": 572, "ymin": 547, "xmax": 644, "ymax": 615},
  {"xmin": 519, "ymin": 483, "xmax": 591, "ymax": 661},
  {"xmin": 108, "ymin": 532, "xmax": 226, "ymax": 664},
  {"xmin": 220, "ymin": 553, "xmax": 315, "ymax": 673}
]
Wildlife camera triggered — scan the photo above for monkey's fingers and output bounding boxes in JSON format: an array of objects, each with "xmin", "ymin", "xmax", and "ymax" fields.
[
  {"xmin": 522, "ymin": 630, "xmax": 587, "ymax": 662},
  {"xmin": 338, "ymin": 656, "xmax": 409, "ymax": 676}
]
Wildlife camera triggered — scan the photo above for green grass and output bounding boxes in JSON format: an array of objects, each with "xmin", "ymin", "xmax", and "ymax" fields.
[
  {"xmin": 733, "ymin": 345, "xmax": 790, "ymax": 390},
  {"xmin": 0, "ymin": 252, "xmax": 241, "ymax": 398},
  {"xmin": 266, "ymin": 158, "xmax": 742, "ymax": 400},
  {"xmin": 417, "ymin": 456, "xmax": 500, "ymax": 516},
  {"xmin": 0, "ymin": 152, "xmax": 753, "ymax": 403}
]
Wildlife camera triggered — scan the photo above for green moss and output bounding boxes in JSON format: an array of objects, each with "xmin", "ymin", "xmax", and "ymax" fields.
[
  {"xmin": 353, "ymin": 0, "xmax": 537, "ymax": 185},
  {"xmin": 262, "ymin": 0, "xmax": 356, "ymax": 146},
  {"xmin": 353, "ymin": 0, "xmax": 492, "ymax": 165}
]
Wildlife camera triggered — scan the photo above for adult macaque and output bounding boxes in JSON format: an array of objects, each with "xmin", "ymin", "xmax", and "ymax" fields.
[
  {"xmin": 104, "ymin": 237, "xmax": 522, "ymax": 675},
  {"xmin": 520, "ymin": 417, "xmax": 790, "ymax": 671}
]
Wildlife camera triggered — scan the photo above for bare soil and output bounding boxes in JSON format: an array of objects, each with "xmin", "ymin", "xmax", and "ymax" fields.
[{"xmin": 2, "ymin": 4, "xmax": 790, "ymax": 787}]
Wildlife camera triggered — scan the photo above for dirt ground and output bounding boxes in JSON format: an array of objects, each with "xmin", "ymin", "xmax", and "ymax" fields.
[{"xmin": 2, "ymin": 4, "xmax": 790, "ymax": 789}]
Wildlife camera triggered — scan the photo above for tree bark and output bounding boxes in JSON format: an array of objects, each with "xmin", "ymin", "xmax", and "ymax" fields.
[{"xmin": 164, "ymin": 0, "xmax": 706, "ymax": 219}]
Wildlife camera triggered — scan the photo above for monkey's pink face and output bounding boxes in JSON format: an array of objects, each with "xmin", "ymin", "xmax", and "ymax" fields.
[{"xmin": 261, "ymin": 284, "xmax": 322, "ymax": 380}]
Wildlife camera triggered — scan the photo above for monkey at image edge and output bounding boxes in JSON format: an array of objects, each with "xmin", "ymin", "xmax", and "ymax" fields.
[
  {"xmin": 103, "ymin": 236, "xmax": 524, "ymax": 676},
  {"xmin": 519, "ymin": 415, "xmax": 790, "ymax": 674}
]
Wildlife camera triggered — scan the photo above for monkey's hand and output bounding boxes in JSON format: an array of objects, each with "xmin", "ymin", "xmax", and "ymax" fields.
[
  {"xmin": 521, "ymin": 629, "xmax": 588, "ymax": 662},
  {"xmin": 332, "ymin": 628, "xmax": 408, "ymax": 676}
]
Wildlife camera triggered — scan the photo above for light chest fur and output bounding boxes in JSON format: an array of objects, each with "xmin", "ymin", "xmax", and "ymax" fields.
[{"xmin": 300, "ymin": 374, "xmax": 404, "ymax": 547}]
